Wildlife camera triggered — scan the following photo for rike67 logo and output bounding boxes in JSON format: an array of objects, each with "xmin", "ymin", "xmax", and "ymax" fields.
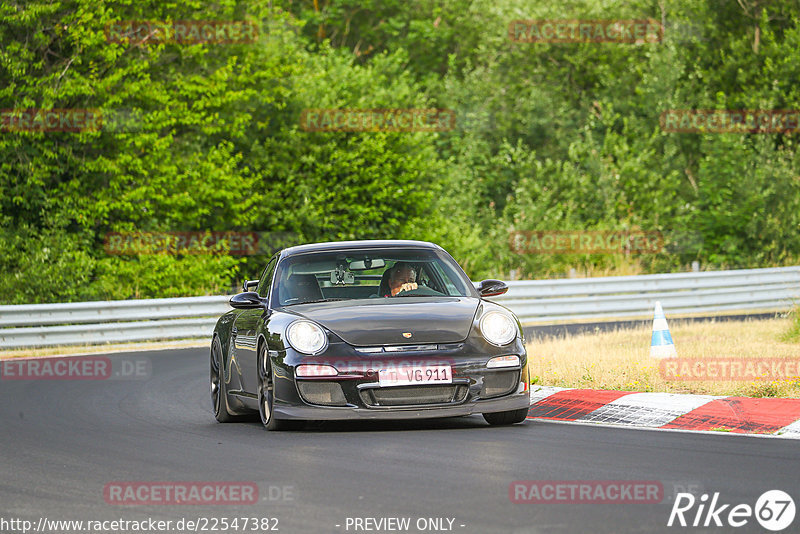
[{"xmin": 668, "ymin": 490, "xmax": 795, "ymax": 531}]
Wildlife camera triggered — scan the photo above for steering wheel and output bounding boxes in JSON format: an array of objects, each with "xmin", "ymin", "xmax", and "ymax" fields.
[{"xmin": 396, "ymin": 286, "xmax": 443, "ymax": 296}]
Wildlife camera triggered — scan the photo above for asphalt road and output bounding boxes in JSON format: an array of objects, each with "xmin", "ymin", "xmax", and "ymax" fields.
[{"xmin": 1, "ymin": 348, "xmax": 799, "ymax": 534}]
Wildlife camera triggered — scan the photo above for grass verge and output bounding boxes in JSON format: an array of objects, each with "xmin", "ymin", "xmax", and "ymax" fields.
[
  {"xmin": 0, "ymin": 339, "xmax": 208, "ymax": 360},
  {"xmin": 526, "ymin": 317, "xmax": 800, "ymax": 397},
  {"xmin": 780, "ymin": 306, "xmax": 800, "ymax": 342}
]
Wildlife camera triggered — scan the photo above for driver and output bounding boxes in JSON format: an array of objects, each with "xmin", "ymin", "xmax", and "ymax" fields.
[{"xmin": 383, "ymin": 262, "xmax": 418, "ymax": 297}]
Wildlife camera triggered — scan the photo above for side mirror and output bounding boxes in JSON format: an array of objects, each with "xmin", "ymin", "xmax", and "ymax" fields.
[
  {"xmin": 229, "ymin": 291, "xmax": 266, "ymax": 309},
  {"xmin": 475, "ymin": 279, "xmax": 508, "ymax": 297},
  {"xmin": 242, "ymin": 279, "xmax": 259, "ymax": 292}
]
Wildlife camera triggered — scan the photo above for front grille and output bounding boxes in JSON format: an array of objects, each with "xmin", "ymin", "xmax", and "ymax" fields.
[
  {"xmin": 297, "ymin": 381, "xmax": 348, "ymax": 406},
  {"xmin": 482, "ymin": 370, "xmax": 519, "ymax": 398},
  {"xmin": 360, "ymin": 385, "xmax": 468, "ymax": 407}
]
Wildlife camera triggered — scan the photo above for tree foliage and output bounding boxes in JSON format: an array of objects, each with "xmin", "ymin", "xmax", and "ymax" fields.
[{"xmin": 2, "ymin": 0, "xmax": 799, "ymax": 302}]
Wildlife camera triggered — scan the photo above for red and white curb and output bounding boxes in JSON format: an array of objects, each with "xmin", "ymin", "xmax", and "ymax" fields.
[{"xmin": 528, "ymin": 386, "xmax": 800, "ymax": 438}]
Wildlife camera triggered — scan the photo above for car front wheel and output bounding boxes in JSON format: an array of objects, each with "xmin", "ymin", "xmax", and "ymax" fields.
[
  {"xmin": 257, "ymin": 344, "xmax": 300, "ymax": 431},
  {"xmin": 483, "ymin": 407, "xmax": 529, "ymax": 426}
]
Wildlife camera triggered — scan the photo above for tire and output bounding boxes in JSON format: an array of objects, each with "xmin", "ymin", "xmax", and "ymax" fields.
[
  {"xmin": 211, "ymin": 337, "xmax": 237, "ymax": 423},
  {"xmin": 257, "ymin": 343, "xmax": 301, "ymax": 431},
  {"xmin": 482, "ymin": 407, "xmax": 529, "ymax": 426}
]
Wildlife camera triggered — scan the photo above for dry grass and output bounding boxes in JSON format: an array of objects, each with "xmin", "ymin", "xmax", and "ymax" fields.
[
  {"xmin": 0, "ymin": 339, "xmax": 208, "ymax": 360},
  {"xmin": 526, "ymin": 318, "xmax": 800, "ymax": 397}
]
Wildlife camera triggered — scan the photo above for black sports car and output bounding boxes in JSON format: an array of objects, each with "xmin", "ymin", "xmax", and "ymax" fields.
[{"xmin": 210, "ymin": 240, "xmax": 530, "ymax": 430}]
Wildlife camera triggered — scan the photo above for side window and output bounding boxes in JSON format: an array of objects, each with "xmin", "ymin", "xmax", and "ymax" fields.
[
  {"xmin": 429, "ymin": 261, "xmax": 460, "ymax": 296},
  {"xmin": 417, "ymin": 264, "xmax": 440, "ymax": 293},
  {"xmin": 257, "ymin": 257, "xmax": 278, "ymax": 298}
]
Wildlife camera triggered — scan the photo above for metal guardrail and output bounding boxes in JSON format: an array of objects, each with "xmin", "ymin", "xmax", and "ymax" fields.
[
  {"xmin": 1, "ymin": 266, "xmax": 798, "ymax": 348},
  {"xmin": 0, "ymin": 297, "xmax": 229, "ymax": 348},
  {"xmin": 492, "ymin": 266, "xmax": 800, "ymax": 322},
  {"xmin": 0, "ymin": 296, "xmax": 229, "ymax": 327}
]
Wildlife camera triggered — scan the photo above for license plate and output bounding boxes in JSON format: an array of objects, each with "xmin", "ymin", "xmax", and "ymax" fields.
[{"xmin": 378, "ymin": 365, "xmax": 452, "ymax": 387}]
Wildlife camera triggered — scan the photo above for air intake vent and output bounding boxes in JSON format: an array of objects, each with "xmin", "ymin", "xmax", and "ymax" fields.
[
  {"xmin": 360, "ymin": 385, "xmax": 468, "ymax": 407},
  {"xmin": 482, "ymin": 371, "xmax": 519, "ymax": 398},
  {"xmin": 297, "ymin": 381, "xmax": 347, "ymax": 406}
]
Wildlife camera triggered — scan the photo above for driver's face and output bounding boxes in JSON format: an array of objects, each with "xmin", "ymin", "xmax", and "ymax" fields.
[{"xmin": 390, "ymin": 266, "xmax": 416, "ymax": 286}]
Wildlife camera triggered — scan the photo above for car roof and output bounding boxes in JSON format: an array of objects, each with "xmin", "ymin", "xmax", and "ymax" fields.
[{"xmin": 279, "ymin": 239, "xmax": 442, "ymax": 258}]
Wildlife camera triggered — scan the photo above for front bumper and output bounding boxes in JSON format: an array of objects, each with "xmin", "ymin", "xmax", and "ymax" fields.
[
  {"xmin": 270, "ymin": 339, "xmax": 531, "ymax": 420},
  {"xmin": 273, "ymin": 389, "xmax": 531, "ymax": 420}
]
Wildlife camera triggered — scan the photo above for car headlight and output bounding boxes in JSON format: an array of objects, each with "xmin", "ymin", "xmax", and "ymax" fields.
[
  {"xmin": 480, "ymin": 311, "xmax": 517, "ymax": 346},
  {"xmin": 286, "ymin": 320, "xmax": 328, "ymax": 354}
]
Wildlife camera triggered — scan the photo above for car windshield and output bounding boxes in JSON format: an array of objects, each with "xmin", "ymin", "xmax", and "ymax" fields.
[{"xmin": 274, "ymin": 247, "xmax": 476, "ymax": 306}]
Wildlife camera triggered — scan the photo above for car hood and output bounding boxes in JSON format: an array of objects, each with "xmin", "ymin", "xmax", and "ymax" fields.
[{"xmin": 289, "ymin": 297, "xmax": 480, "ymax": 346}]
